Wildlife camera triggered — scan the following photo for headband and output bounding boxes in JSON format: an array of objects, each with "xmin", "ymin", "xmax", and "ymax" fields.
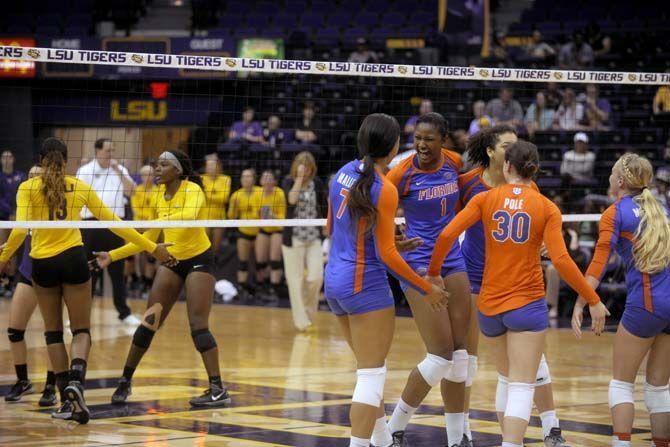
[{"xmin": 159, "ymin": 151, "xmax": 183, "ymax": 174}]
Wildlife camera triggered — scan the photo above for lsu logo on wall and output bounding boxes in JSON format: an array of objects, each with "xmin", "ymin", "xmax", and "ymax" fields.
[{"xmin": 111, "ymin": 99, "xmax": 167, "ymax": 122}]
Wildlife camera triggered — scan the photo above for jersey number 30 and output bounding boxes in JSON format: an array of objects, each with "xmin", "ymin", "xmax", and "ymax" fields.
[{"xmin": 491, "ymin": 210, "xmax": 530, "ymax": 243}]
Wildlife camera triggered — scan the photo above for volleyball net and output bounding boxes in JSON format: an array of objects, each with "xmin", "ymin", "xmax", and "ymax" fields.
[{"xmin": 0, "ymin": 44, "xmax": 669, "ymax": 233}]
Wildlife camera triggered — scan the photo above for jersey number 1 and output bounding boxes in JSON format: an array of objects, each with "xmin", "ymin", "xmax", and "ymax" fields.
[{"xmin": 492, "ymin": 210, "xmax": 530, "ymax": 243}]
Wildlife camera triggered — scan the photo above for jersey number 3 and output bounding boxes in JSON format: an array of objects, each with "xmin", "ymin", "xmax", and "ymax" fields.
[
  {"xmin": 492, "ymin": 210, "xmax": 530, "ymax": 243},
  {"xmin": 49, "ymin": 201, "xmax": 68, "ymax": 221}
]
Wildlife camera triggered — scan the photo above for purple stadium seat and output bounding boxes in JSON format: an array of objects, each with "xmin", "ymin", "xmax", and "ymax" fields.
[
  {"xmin": 254, "ymin": 1, "xmax": 280, "ymax": 15},
  {"xmin": 328, "ymin": 13, "xmax": 351, "ymax": 28},
  {"xmin": 356, "ymin": 12, "xmax": 380, "ymax": 28},
  {"xmin": 226, "ymin": 0, "xmax": 252, "ymax": 13},
  {"xmin": 311, "ymin": 0, "xmax": 330, "ymax": 12},
  {"xmin": 342, "ymin": 27, "xmax": 369, "ymax": 44},
  {"xmin": 218, "ymin": 14, "xmax": 244, "ymax": 28},
  {"xmin": 409, "ymin": 11, "xmax": 435, "ymax": 25},
  {"xmin": 35, "ymin": 25, "xmax": 61, "ymax": 36},
  {"xmin": 365, "ymin": 0, "xmax": 392, "ymax": 12},
  {"xmin": 301, "ymin": 12, "xmax": 324, "ymax": 28},
  {"xmin": 285, "ymin": 0, "xmax": 308, "ymax": 15},
  {"xmin": 66, "ymin": 14, "xmax": 93, "ymax": 28},
  {"xmin": 382, "ymin": 13, "xmax": 406, "ymax": 27},
  {"xmin": 246, "ymin": 15, "xmax": 270, "ymax": 28},
  {"xmin": 62, "ymin": 26, "xmax": 89, "ymax": 36},
  {"xmin": 37, "ymin": 14, "xmax": 62, "ymax": 27},
  {"xmin": 314, "ymin": 27, "xmax": 340, "ymax": 46}
]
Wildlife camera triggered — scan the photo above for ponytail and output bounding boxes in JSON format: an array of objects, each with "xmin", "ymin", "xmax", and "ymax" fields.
[
  {"xmin": 632, "ymin": 188, "xmax": 670, "ymax": 273},
  {"xmin": 347, "ymin": 113, "xmax": 400, "ymax": 231},
  {"xmin": 347, "ymin": 155, "xmax": 377, "ymax": 231},
  {"xmin": 39, "ymin": 138, "xmax": 68, "ymax": 215}
]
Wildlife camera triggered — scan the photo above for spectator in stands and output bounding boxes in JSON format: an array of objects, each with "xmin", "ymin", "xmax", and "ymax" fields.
[
  {"xmin": 558, "ymin": 32, "xmax": 594, "ymax": 69},
  {"xmin": 553, "ymin": 88, "xmax": 584, "ymax": 130},
  {"xmin": 264, "ymin": 115, "xmax": 287, "ymax": 148},
  {"xmin": 295, "ymin": 102, "xmax": 321, "ymax": 145},
  {"xmin": 524, "ymin": 91, "xmax": 555, "ymax": 138},
  {"xmin": 664, "ymin": 138, "xmax": 670, "ymax": 163},
  {"xmin": 560, "ymin": 132, "xmax": 596, "ymax": 185},
  {"xmin": 486, "ymin": 87, "xmax": 523, "ymax": 128},
  {"xmin": 404, "ymin": 98, "xmax": 433, "ymax": 146},
  {"xmin": 0, "ymin": 150, "xmax": 26, "ymax": 224},
  {"xmin": 348, "ymin": 37, "xmax": 379, "ymax": 64},
  {"xmin": 652, "ymin": 167, "xmax": 670, "ymax": 208},
  {"xmin": 584, "ymin": 21, "xmax": 612, "ymax": 58},
  {"xmin": 543, "ymin": 82, "xmax": 563, "ymax": 109},
  {"xmin": 468, "ymin": 100, "xmax": 493, "ymax": 135},
  {"xmin": 229, "ymin": 106, "xmax": 265, "ymax": 144},
  {"xmin": 653, "ymin": 82, "xmax": 670, "ymax": 115},
  {"xmin": 490, "ymin": 31, "xmax": 511, "ymax": 65},
  {"xmin": 524, "ymin": 29, "xmax": 555, "ymax": 61},
  {"xmin": 579, "ymin": 84, "xmax": 611, "ymax": 130},
  {"xmin": 281, "ymin": 152, "xmax": 326, "ymax": 331}
]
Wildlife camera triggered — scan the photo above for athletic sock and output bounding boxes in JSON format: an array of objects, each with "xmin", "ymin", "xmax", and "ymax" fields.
[
  {"xmin": 540, "ymin": 410, "xmax": 559, "ymax": 438},
  {"xmin": 209, "ymin": 375, "xmax": 223, "ymax": 388},
  {"xmin": 15, "ymin": 364, "xmax": 28, "ymax": 381},
  {"xmin": 445, "ymin": 412, "xmax": 465, "ymax": 445},
  {"xmin": 388, "ymin": 398, "xmax": 418, "ymax": 433},
  {"xmin": 46, "ymin": 370, "xmax": 56, "ymax": 386},
  {"xmin": 612, "ymin": 432, "xmax": 631, "ymax": 447},
  {"xmin": 349, "ymin": 436, "xmax": 370, "ymax": 447},
  {"xmin": 463, "ymin": 411, "xmax": 472, "ymax": 440},
  {"xmin": 370, "ymin": 415, "xmax": 392, "ymax": 447},
  {"xmin": 501, "ymin": 443, "xmax": 522, "ymax": 447},
  {"xmin": 69, "ymin": 358, "xmax": 87, "ymax": 384},
  {"xmin": 123, "ymin": 366, "xmax": 136, "ymax": 381},
  {"xmin": 55, "ymin": 371, "xmax": 69, "ymax": 401}
]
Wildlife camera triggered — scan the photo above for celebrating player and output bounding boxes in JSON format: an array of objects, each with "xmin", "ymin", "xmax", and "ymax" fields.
[
  {"xmin": 95, "ymin": 150, "xmax": 232, "ymax": 408},
  {"xmin": 572, "ymin": 153, "xmax": 670, "ymax": 447},
  {"xmin": 325, "ymin": 113, "xmax": 449, "ymax": 447},
  {"xmin": 0, "ymin": 138, "xmax": 170, "ymax": 424},
  {"xmin": 459, "ymin": 125, "xmax": 569, "ymax": 446},
  {"xmin": 382, "ymin": 112, "xmax": 471, "ymax": 447},
  {"xmin": 429, "ymin": 140, "xmax": 608, "ymax": 447}
]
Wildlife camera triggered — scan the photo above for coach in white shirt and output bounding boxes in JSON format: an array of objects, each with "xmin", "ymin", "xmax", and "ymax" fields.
[{"xmin": 77, "ymin": 138, "xmax": 139, "ymax": 325}]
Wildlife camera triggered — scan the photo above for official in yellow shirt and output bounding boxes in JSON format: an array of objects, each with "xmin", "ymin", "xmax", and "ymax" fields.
[
  {"xmin": 201, "ymin": 155, "xmax": 231, "ymax": 254},
  {"xmin": 0, "ymin": 138, "xmax": 168, "ymax": 425},
  {"xmin": 255, "ymin": 170, "xmax": 287, "ymax": 300},
  {"xmin": 94, "ymin": 150, "xmax": 231, "ymax": 409},
  {"xmin": 228, "ymin": 168, "xmax": 262, "ymax": 293}
]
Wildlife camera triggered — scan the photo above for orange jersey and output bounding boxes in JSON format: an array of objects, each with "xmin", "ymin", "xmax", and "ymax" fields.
[{"xmin": 429, "ymin": 183, "xmax": 600, "ymax": 315}]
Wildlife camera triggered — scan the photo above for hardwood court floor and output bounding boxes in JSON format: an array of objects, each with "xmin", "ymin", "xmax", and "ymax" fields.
[{"xmin": 0, "ymin": 297, "xmax": 654, "ymax": 446}]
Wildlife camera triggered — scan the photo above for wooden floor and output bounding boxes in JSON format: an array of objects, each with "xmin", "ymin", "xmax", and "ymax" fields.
[{"xmin": 0, "ymin": 297, "xmax": 654, "ymax": 446}]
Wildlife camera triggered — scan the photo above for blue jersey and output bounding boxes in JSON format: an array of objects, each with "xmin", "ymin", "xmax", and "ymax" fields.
[
  {"xmin": 387, "ymin": 150, "xmax": 463, "ymax": 273},
  {"xmin": 325, "ymin": 160, "xmax": 431, "ymax": 300},
  {"xmin": 587, "ymin": 196, "xmax": 670, "ymax": 318},
  {"xmin": 458, "ymin": 167, "xmax": 489, "ymax": 288}
]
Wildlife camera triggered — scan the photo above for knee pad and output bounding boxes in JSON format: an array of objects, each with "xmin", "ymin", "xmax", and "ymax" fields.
[
  {"xmin": 270, "ymin": 260, "xmax": 283, "ymax": 270},
  {"xmin": 352, "ymin": 364, "xmax": 387, "ymax": 407},
  {"xmin": 495, "ymin": 375, "xmax": 509, "ymax": 413},
  {"xmin": 8, "ymin": 328, "xmax": 25, "ymax": 343},
  {"xmin": 238, "ymin": 261, "xmax": 249, "ymax": 272},
  {"xmin": 44, "ymin": 330, "xmax": 64, "ymax": 345},
  {"xmin": 505, "ymin": 382, "xmax": 535, "ymax": 422},
  {"xmin": 445, "ymin": 349, "xmax": 469, "ymax": 383},
  {"xmin": 644, "ymin": 382, "xmax": 670, "ymax": 414},
  {"xmin": 417, "ymin": 353, "xmax": 453, "ymax": 387},
  {"xmin": 465, "ymin": 355, "xmax": 478, "ymax": 387},
  {"xmin": 132, "ymin": 325, "xmax": 156, "ymax": 349},
  {"xmin": 72, "ymin": 328, "xmax": 90, "ymax": 337},
  {"xmin": 608, "ymin": 380, "xmax": 635, "ymax": 409},
  {"xmin": 191, "ymin": 328, "xmax": 217, "ymax": 353},
  {"xmin": 256, "ymin": 262, "xmax": 268, "ymax": 271},
  {"xmin": 536, "ymin": 354, "xmax": 551, "ymax": 386}
]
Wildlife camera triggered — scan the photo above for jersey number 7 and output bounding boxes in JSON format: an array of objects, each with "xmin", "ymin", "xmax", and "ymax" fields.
[
  {"xmin": 491, "ymin": 210, "xmax": 530, "ymax": 243},
  {"xmin": 336, "ymin": 188, "xmax": 349, "ymax": 219}
]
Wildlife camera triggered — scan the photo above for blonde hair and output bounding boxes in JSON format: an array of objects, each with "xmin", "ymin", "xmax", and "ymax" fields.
[
  {"xmin": 289, "ymin": 151, "xmax": 316, "ymax": 181},
  {"xmin": 616, "ymin": 153, "xmax": 670, "ymax": 273}
]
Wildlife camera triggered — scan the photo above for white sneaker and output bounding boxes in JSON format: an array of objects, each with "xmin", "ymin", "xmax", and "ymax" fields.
[{"xmin": 122, "ymin": 314, "xmax": 142, "ymax": 326}]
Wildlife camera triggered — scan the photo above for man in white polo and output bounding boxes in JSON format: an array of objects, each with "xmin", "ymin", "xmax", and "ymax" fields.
[{"xmin": 77, "ymin": 138, "xmax": 139, "ymax": 325}]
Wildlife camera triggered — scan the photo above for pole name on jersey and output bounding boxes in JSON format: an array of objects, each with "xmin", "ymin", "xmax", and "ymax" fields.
[
  {"xmin": 503, "ymin": 198, "xmax": 524, "ymax": 210},
  {"xmin": 418, "ymin": 182, "xmax": 458, "ymax": 201},
  {"xmin": 337, "ymin": 172, "xmax": 356, "ymax": 188}
]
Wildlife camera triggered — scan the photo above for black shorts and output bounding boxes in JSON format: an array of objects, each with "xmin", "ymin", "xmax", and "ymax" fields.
[
  {"xmin": 236, "ymin": 230, "xmax": 256, "ymax": 241},
  {"xmin": 17, "ymin": 272, "xmax": 32, "ymax": 286},
  {"xmin": 167, "ymin": 248, "xmax": 215, "ymax": 281},
  {"xmin": 259, "ymin": 229, "xmax": 282, "ymax": 236},
  {"xmin": 32, "ymin": 246, "xmax": 91, "ymax": 288}
]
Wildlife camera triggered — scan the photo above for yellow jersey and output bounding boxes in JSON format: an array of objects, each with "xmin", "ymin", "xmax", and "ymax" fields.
[
  {"xmin": 259, "ymin": 186, "xmax": 286, "ymax": 233},
  {"xmin": 110, "ymin": 180, "xmax": 211, "ymax": 261},
  {"xmin": 0, "ymin": 176, "xmax": 157, "ymax": 261},
  {"xmin": 202, "ymin": 174, "xmax": 232, "ymax": 219},
  {"xmin": 228, "ymin": 186, "xmax": 263, "ymax": 236},
  {"xmin": 131, "ymin": 183, "xmax": 158, "ymax": 221}
]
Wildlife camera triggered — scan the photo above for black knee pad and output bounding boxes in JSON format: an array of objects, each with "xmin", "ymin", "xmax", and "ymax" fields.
[
  {"xmin": 191, "ymin": 328, "xmax": 217, "ymax": 353},
  {"xmin": 238, "ymin": 261, "xmax": 249, "ymax": 272},
  {"xmin": 269, "ymin": 260, "xmax": 283, "ymax": 270},
  {"xmin": 44, "ymin": 330, "xmax": 64, "ymax": 345},
  {"xmin": 132, "ymin": 325, "xmax": 156, "ymax": 349},
  {"xmin": 256, "ymin": 262, "xmax": 268, "ymax": 271},
  {"xmin": 72, "ymin": 328, "xmax": 91, "ymax": 337},
  {"xmin": 8, "ymin": 328, "xmax": 25, "ymax": 343}
]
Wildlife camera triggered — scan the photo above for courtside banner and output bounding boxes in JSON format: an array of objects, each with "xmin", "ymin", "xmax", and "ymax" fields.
[{"xmin": 2, "ymin": 45, "xmax": 669, "ymax": 84}]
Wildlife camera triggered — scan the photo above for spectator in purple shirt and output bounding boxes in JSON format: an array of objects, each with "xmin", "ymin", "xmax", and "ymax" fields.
[
  {"xmin": 228, "ymin": 106, "xmax": 265, "ymax": 143},
  {"xmin": 579, "ymin": 83, "xmax": 611, "ymax": 130},
  {"xmin": 0, "ymin": 150, "xmax": 26, "ymax": 222},
  {"xmin": 403, "ymin": 98, "xmax": 433, "ymax": 146}
]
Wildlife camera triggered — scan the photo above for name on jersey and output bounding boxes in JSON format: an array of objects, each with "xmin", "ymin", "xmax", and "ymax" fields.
[
  {"xmin": 418, "ymin": 182, "xmax": 457, "ymax": 201},
  {"xmin": 503, "ymin": 198, "xmax": 524, "ymax": 210},
  {"xmin": 337, "ymin": 172, "xmax": 356, "ymax": 188},
  {"xmin": 632, "ymin": 207, "xmax": 640, "ymax": 217}
]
